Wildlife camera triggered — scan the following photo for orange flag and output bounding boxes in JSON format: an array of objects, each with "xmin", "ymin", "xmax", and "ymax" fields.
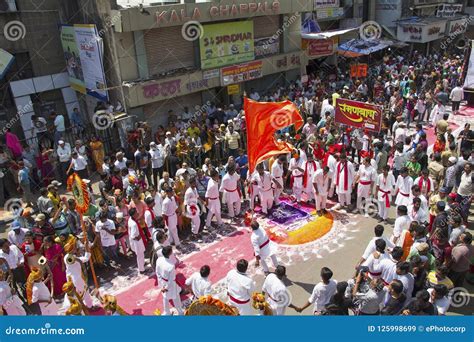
[{"xmin": 244, "ymin": 98, "xmax": 304, "ymax": 174}]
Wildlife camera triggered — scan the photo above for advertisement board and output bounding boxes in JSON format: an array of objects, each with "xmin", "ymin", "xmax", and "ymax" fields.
[
  {"xmin": 60, "ymin": 24, "xmax": 108, "ymax": 101},
  {"xmin": 254, "ymin": 37, "xmax": 280, "ymax": 57},
  {"xmin": 335, "ymin": 98, "xmax": 382, "ymax": 132},
  {"xmin": 221, "ymin": 60, "xmax": 263, "ymax": 86},
  {"xmin": 200, "ymin": 21, "xmax": 255, "ymax": 69}
]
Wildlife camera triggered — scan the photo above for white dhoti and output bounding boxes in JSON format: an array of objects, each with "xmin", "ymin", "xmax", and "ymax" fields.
[
  {"xmin": 315, "ymin": 193, "xmax": 328, "ymax": 211},
  {"xmin": 259, "ymin": 189, "xmax": 274, "ymax": 214},
  {"xmin": 224, "ymin": 189, "xmax": 241, "ymax": 218},
  {"xmin": 165, "ymin": 213, "xmax": 180, "ymax": 247},
  {"xmin": 292, "ymin": 175, "xmax": 303, "ymax": 201},
  {"xmin": 357, "ymin": 181, "xmax": 372, "ymax": 209},
  {"xmin": 206, "ymin": 198, "xmax": 222, "ymax": 227},
  {"xmin": 186, "ymin": 205, "xmax": 201, "ymax": 234}
]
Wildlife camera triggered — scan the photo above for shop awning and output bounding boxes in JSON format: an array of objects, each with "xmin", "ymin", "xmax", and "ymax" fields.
[
  {"xmin": 337, "ymin": 38, "xmax": 393, "ymax": 56},
  {"xmin": 301, "ymin": 27, "xmax": 359, "ymax": 40}
]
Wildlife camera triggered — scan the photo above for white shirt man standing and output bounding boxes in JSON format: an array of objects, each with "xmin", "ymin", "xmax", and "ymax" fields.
[
  {"xmin": 271, "ymin": 155, "xmax": 285, "ymax": 205},
  {"xmin": 252, "ymin": 163, "xmax": 274, "ymax": 215},
  {"xmin": 262, "ymin": 266, "xmax": 296, "ymax": 316},
  {"xmin": 355, "ymin": 157, "xmax": 377, "ymax": 215},
  {"xmin": 289, "ymin": 152, "xmax": 305, "ymax": 203},
  {"xmin": 205, "ymin": 169, "xmax": 223, "ymax": 229},
  {"xmin": 156, "ymin": 246, "xmax": 183, "ymax": 315},
  {"xmin": 376, "ymin": 165, "xmax": 396, "ymax": 222},
  {"xmin": 334, "ymin": 154, "xmax": 355, "ymax": 210},
  {"xmin": 296, "ymin": 267, "xmax": 337, "ymax": 314},
  {"xmin": 162, "ymin": 188, "xmax": 180, "ymax": 247},
  {"xmin": 128, "ymin": 208, "xmax": 146, "ymax": 273},
  {"xmin": 184, "ymin": 177, "xmax": 201, "ymax": 237},
  {"xmin": 219, "ymin": 164, "xmax": 241, "ymax": 220},
  {"xmin": 312, "ymin": 166, "xmax": 331, "ymax": 215},
  {"xmin": 302, "ymin": 155, "xmax": 319, "ymax": 202},
  {"xmin": 226, "ymin": 259, "xmax": 255, "ymax": 315}
]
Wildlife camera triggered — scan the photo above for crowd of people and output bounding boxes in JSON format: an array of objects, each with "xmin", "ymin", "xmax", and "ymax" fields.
[{"xmin": 0, "ymin": 48, "xmax": 472, "ymax": 316}]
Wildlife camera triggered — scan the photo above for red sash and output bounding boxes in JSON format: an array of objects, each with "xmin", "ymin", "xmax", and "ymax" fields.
[
  {"xmin": 336, "ymin": 162, "xmax": 349, "ymax": 191},
  {"xmin": 379, "ymin": 189, "xmax": 391, "ymax": 208},
  {"xmin": 132, "ymin": 218, "xmax": 147, "ymax": 244},
  {"xmin": 145, "ymin": 208, "xmax": 155, "ymax": 228},
  {"xmin": 418, "ymin": 177, "xmax": 431, "ymax": 193},
  {"xmin": 303, "ymin": 161, "xmax": 317, "ymax": 188},
  {"xmin": 259, "ymin": 239, "xmax": 270, "ymax": 249},
  {"xmin": 360, "ymin": 180, "xmax": 371, "ymax": 186},
  {"xmin": 399, "ymin": 192, "xmax": 409, "ymax": 197},
  {"xmin": 227, "ymin": 293, "xmax": 250, "ymax": 304}
]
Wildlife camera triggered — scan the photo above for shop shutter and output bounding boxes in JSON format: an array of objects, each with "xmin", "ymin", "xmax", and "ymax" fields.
[
  {"xmin": 144, "ymin": 26, "xmax": 195, "ymax": 76},
  {"xmin": 253, "ymin": 15, "xmax": 281, "ymax": 39}
]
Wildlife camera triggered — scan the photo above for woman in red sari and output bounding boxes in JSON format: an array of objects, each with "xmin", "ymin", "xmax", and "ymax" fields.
[{"xmin": 41, "ymin": 235, "xmax": 66, "ymax": 297}]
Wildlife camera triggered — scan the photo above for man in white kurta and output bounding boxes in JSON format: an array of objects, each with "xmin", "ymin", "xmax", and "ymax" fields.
[
  {"xmin": 395, "ymin": 168, "xmax": 413, "ymax": 207},
  {"xmin": 250, "ymin": 221, "xmax": 278, "ymax": 273},
  {"xmin": 376, "ymin": 166, "xmax": 396, "ymax": 221},
  {"xmin": 127, "ymin": 208, "xmax": 146, "ymax": 272},
  {"xmin": 63, "ymin": 251, "xmax": 93, "ymax": 309},
  {"xmin": 289, "ymin": 152, "xmax": 305, "ymax": 203},
  {"xmin": 302, "ymin": 155, "xmax": 320, "ymax": 202},
  {"xmin": 185, "ymin": 265, "xmax": 212, "ymax": 300},
  {"xmin": 205, "ymin": 169, "xmax": 223, "ymax": 228},
  {"xmin": 312, "ymin": 166, "xmax": 331, "ymax": 214},
  {"xmin": 414, "ymin": 171, "xmax": 434, "ymax": 198},
  {"xmin": 184, "ymin": 177, "xmax": 201, "ymax": 235},
  {"xmin": 0, "ymin": 278, "xmax": 26, "ymax": 315},
  {"xmin": 334, "ymin": 155, "xmax": 355, "ymax": 208},
  {"xmin": 326, "ymin": 153, "xmax": 338, "ymax": 198},
  {"xmin": 32, "ymin": 278, "xmax": 59, "ymax": 315},
  {"xmin": 247, "ymin": 169, "xmax": 260, "ymax": 211},
  {"xmin": 408, "ymin": 198, "xmax": 428, "ymax": 224},
  {"xmin": 355, "ymin": 157, "xmax": 377, "ymax": 213},
  {"xmin": 271, "ymin": 155, "xmax": 285, "ymax": 205},
  {"xmin": 391, "ymin": 205, "xmax": 411, "ymax": 244},
  {"xmin": 162, "ymin": 188, "xmax": 180, "ymax": 247},
  {"xmin": 226, "ymin": 259, "xmax": 255, "ymax": 315},
  {"xmin": 219, "ymin": 164, "xmax": 241, "ymax": 219},
  {"xmin": 262, "ymin": 266, "xmax": 294, "ymax": 315},
  {"xmin": 155, "ymin": 246, "xmax": 183, "ymax": 315},
  {"xmin": 252, "ymin": 164, "xmax": 274, "ymax": 215}
]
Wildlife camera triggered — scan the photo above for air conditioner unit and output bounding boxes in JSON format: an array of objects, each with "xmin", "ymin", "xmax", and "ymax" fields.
[{"xmin": 0, "ymin": 0, "xmax": 17, "ymax": 12}]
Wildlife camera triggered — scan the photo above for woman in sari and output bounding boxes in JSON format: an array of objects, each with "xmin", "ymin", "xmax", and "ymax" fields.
[
  {"xmin": 41, "ymin": 235, "xmax": 66, "ymax": 297},
  {"xmin": 5, "ymin": 129, "xmax": 23, "ymax": 159},
  {"xmin": 37, "ymin": 147, "xmax": 55, "ymax": 186},
  {"xmin": 89, "ymin": 136, "xmax": 105, "ymax": 173}
]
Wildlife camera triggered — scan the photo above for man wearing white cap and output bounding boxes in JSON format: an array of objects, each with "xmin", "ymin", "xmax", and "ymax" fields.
[
  {"xmin": 57, "ymin": 140, "xmax": 71, "ymax": 183},
  {"xmin": 162, "ymin": 187, "xmax": 180, "ymax": 247},
  {"xmin": 355, "ymin": 157, "xmax": 377, "ymax": 215},
  {"xmin": 334, "ymin": 153, "xmax": 355, "ymax": 210},
  {"xmin": 156, "ymin": 246, "xmax": 183, "ymax": 315}
]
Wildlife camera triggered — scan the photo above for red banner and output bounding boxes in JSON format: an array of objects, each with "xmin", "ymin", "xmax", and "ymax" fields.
[
  {"xmin": 335, "ymin": 98, "xmax": 382, "ymax": 133},
  {"xmin": 350, "ymin": 63, "xmax": 368, "ymax": 78}
]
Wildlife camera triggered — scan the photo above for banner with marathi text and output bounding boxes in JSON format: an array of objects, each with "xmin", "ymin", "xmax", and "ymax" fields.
[{"xmin": 335, "ymin": 98, "xmax": 382, "ymax": 132}]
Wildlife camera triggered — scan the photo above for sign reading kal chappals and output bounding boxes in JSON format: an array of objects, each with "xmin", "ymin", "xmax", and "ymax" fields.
[
  {"xmin": 200, "ymin": 21, "xmax": 255, "ymax": 69},
  {"xmin": 335, "ymin": 98, "xmax": 382, "ymax": 132}
]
